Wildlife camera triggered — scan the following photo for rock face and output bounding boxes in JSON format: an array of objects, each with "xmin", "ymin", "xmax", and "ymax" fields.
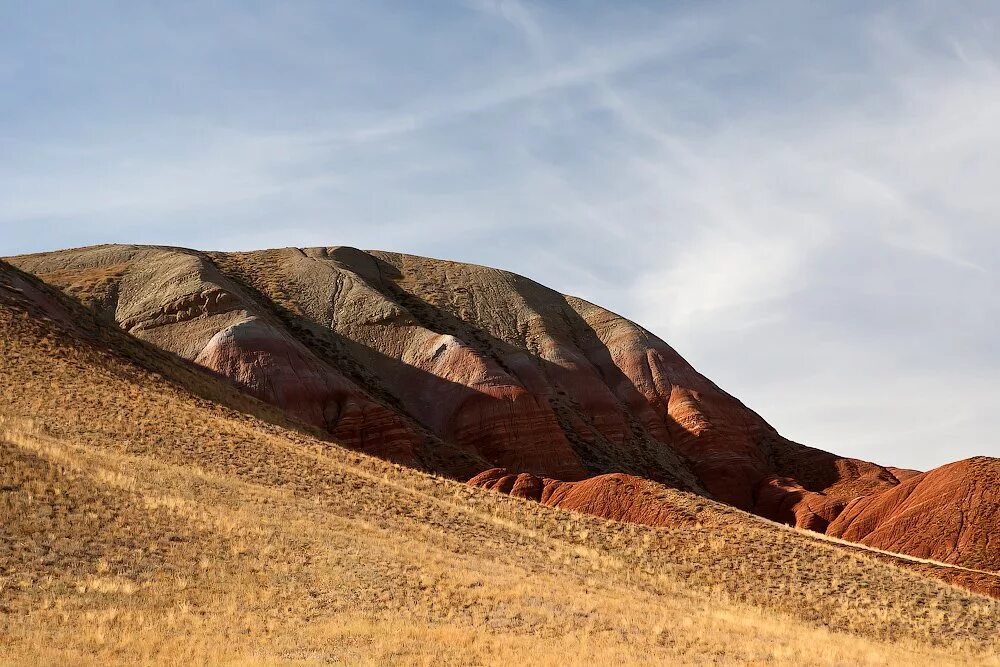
[
  {"xmin": 827, "ymin": 457, "xmax": 1000, "ymax": 572},
  {"xmin": 195, "ymin": 317, "xmax": 422, "ymax": 465},
  {"xmin": 8, "ymin": 244, "xmax": 998, "ymax": 575},
  {"xmin": 468, "ymin": 467, "xmax": 700, "ymax": 528}
]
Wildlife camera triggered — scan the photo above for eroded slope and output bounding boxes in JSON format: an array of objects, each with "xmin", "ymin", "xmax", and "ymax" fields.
[
  {"xmin": 3, "ymin": 258, "xmax": 1000, "ymax": 665},
  {"xmin": 8, "ymin": 245, "xmax": 998, "ymax": 579}
]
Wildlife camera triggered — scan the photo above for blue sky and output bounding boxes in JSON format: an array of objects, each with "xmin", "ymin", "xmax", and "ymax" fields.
[{"xmin": 2, "ymin": 1, "xmax": 998, "ymax": 469}]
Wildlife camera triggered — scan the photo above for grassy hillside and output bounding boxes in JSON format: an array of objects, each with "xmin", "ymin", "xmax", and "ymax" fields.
[
  {"xmin": 12, "ymin": 244, "xmax": 999, "ymax": 592},
  {"xmin": 2, "ymin": 262, "xmax": 999, "ymax": 665}
]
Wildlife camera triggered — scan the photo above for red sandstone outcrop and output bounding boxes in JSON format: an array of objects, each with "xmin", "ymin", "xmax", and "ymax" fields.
[
  {"xmin": 827, "ymin": 457, "xmax": 1000, "ymax": 571},
  {"xmin": 468, "ymin": 467, "xmax": 699, "ymax": 528},
  {"xmin": 753, "ymin": 476, "xmax": 847, "ymax": 532},
  {"xmin": 195, "ymin": 317, "xmax": 422, "ymax": 464}
]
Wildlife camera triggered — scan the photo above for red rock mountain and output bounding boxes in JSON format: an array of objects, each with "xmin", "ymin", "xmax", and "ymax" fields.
[
  {"xmin": 8, "ymin": 244, "xmax": 998, "ymax": 576},
  {"xmin": 827, "ymin": 457, "xmax": 999, "ymax": 572}
]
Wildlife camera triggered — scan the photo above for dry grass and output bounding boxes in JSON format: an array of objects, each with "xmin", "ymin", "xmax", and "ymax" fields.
[
  {"xmin": 2, "ymin": 265, "xmax": 1000, "ymax": 665},
  {"xmin": 4, "ymin": 421, "xmax": 998, "ymax": 667}
]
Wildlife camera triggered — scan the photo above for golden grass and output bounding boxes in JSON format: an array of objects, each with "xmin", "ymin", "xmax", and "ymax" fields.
[
  {"xmin": 2, "ymin": 265, "xmax": 1000, "ymax": 665},
  {"xmin": 4, "ymin": 421, "xmax": 998, "ymax": 666}
]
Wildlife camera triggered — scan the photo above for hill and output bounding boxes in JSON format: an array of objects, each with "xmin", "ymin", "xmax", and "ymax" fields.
[
  {"xmin": 2, "ymin": 256, "xmax": 1000, "ymax": 664},
  {"xmin": 8, "ymin": 244, "xmax": 998, "ymax": 589}
]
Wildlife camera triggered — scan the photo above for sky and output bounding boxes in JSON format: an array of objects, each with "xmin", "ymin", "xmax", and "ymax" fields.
[{"xmin": 2, "ymin": 1, "xmax": 998, "ymax": 470}]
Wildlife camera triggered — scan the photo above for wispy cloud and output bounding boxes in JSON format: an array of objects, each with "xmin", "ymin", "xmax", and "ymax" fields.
[
  {"xmin": 466, "ymin": 0, "xmax": 550, "ymax": 60},
  {"xmin": 1, "ymin": 1, "xmax": 998, "ymax": 468},
  {"xmin": 342, "ymin": 35, "xmax": 698, "ymax": 144}
]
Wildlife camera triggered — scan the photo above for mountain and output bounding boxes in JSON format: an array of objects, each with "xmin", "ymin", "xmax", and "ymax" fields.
[
  {"xmin": 7, "ymin": 244, "xmax": 998, "ymax": 592},
  {"xmin": 2, "ymin": 254, "xmax": 999, "ymax": 664}
]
